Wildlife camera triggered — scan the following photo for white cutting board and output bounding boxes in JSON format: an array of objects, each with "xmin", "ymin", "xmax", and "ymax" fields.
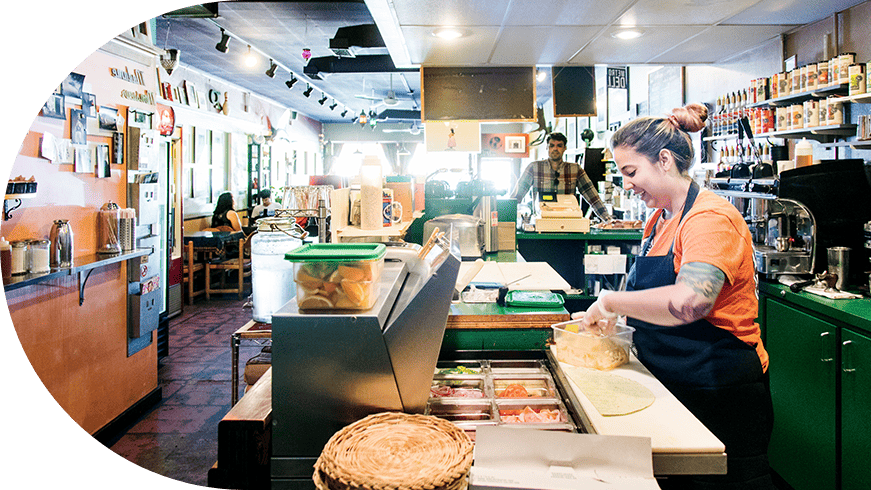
[
  {"xmin": 458, "ymin": 262, "xmax": 571, "ymax": 291},
  {"xmin": 551, "ymin": 346, "xmax": 725, "ymax": 454}
]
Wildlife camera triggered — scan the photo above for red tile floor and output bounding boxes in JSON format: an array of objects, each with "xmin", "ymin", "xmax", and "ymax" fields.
[{"xmin": 108, "ymin": 292, "xmax": 264, "ymax": 487}]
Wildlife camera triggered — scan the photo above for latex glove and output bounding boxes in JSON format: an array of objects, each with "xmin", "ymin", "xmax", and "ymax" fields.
[{"xmin": 570, "ymin": 290, "xmax": 619, "ymax": 335}]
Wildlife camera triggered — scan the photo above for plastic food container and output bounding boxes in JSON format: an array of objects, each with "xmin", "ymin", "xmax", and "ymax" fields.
[
  {"xmin": 493, "ymin": 377, "xmax": 555, "ymax": 398},
  {"xmin": 285, "ymin": 243, "xmax": 386, "ymax": 310},
  {"xmin": 551, "ymin": 320, "xmax": 635, "ymax": 370}
]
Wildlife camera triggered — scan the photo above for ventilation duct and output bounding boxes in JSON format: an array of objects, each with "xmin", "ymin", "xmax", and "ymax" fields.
[
  {"xmin": 303, "ymin": 55, "xmax": 417, "ymax": 79},
  {"xmin": 329, "ymin": 24, "xmax": 388, "ymax": 58}
]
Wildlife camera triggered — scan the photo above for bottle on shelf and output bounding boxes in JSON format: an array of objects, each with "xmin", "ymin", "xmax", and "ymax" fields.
[{"xmin": 795, "ymin": 138, "xmax": 813, "ymax": 168}]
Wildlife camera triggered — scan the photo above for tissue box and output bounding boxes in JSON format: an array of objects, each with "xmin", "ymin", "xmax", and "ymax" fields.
[{"xmin": 583, "ymin": 254, "xmax": 627, "ymax": 274}]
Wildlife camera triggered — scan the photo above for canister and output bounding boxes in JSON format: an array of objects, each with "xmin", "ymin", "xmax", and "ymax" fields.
[
  {"xmin": 819, "ymin": 98, "xmax": 828, "ymax": 125},
  {"xmin": 10, "ymin": 240, "xmax": 28, "ymax": 276},
  {"xmin": 827, "ymin": 97, "xmax": 844, "ymax": 124},
  {"xmin": 771, "ymin": 73, "xmax": 779, "ymax": 99},
  {"xmin": 29, "ymin": 239, "xmax": 50, "ymax": 273},
  {"xmin": 817, "ymin": 61, "xmax": 829, "ymax": 87},
  {"xmin": 776, "ymin": 107, "xmax": 788, "ymax": 131},
  {"xmin": 804, "ymin": 100, "xmax": 819, "ymax": 127},
  {"xmin": 251, "ymin": 218, "xmax": 303, "ymax": 323},
  {"xmin": 756, "ymin": 77, "xmax": 768, "ymax": 102},
  {"xmin": 790, "ymin": 69, "xmax": 800, "ymax": 93},
  {"xmin": 799, "ymin": 65, "xmax": 808, "ymax": 92},
  {"xmin": 778, "ymin": 72, "xmax": 790, "ymax": 97},
  {"xmin": 790, "ymin": 104, "xmax": 804, "ymax": 129},
  {"xmin": 749, "ymin": 79, "xmax": 757, "ymax": 103},
  {"xmin": 762, "ymin": 108, "xmax": 774, "ymax": 133},
  {"xmin": 0, "ymin": 237, "xmax": 10, "ymax": 280},
  {"xmin": 839, "ymin": 53, "xmax": 855, "ymax": 83},
  {"xmin": 849, "ymin": 64, "xmax": 865, "ymax": 95},
  {"xmin": 806, "ymin": 62, "xmax": 818, "ymax": 91}
]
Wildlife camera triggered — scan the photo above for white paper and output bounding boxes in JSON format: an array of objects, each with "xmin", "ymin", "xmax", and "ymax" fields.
[{"xmin": 470, "ymin": 427, "xmax": 660, "ymax": 490}]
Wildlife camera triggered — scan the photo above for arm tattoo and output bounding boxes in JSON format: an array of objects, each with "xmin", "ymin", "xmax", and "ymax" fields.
[{"xmin": 669, "ymin": 262, "xmax": 727, "ymax": 322}]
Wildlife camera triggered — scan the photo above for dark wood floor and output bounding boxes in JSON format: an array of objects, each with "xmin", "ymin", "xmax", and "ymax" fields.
[{"xmin": 109, "ymin": 290, "xmax": 263, "ymax": 487}]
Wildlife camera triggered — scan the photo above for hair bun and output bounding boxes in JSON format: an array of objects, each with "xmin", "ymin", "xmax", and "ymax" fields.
[{"xmin": 669, "ymin": 103, "xmax": 708, "ymax": 133}]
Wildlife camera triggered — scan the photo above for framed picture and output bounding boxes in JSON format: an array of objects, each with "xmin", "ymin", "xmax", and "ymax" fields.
[
  {"xmin": 82, "ymin": 93, "xmax": 97, "ymax": 118},
  {"xmin": 70, "ymin": 109, "xmax": 87, "ymax": 145},
  {"xmin": 56, "ymin": 139, "xmax": 73, "ymax": 164},
  {"xmin": 98, "ymin": 106, "xmax": 119, "ymax": 131},
  {"xmin": 95, "ymin": 144, "xmax": 110, "ymax": 178},
  {"xmin": 39, "ymin": 133, "xmax": 59, "ymax": 162},
  {"xmin": 73, "ymin": 145, "xmax": 90, "ymax": 173},
  {"xmin": 62, "ymin": 72, "xmax": 85, "ymax": 100},
  {"xmin": 197, "ymin": 90, "xmax": 208, "ymax": 110},
  {"xmin": 504, "ymin": 135, "xmax": 526, "ymax": 154},
  {"xmin": 113, "ymin": 132, "xmax": 124, "ymax": 165},
  {"xmin": 162, "ymin": 82, "xmax": 173, "ymax": 102},
  {"xmin": 41, "ymin": 93, "xmax": 66, "ymax": 120},
  {"xmin": 185, "ymin": 81, "xmax": 198, "ymax": 108}
]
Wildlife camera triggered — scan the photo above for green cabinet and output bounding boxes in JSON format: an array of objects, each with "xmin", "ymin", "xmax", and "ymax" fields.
[
  {"xmin": 841, "ymin": 328, "xmax": 871, "ymax": 490},
  {"xmin": 765, "ymin": 299, "xmax": 837, "ymax": 490},
  {"xmin": 761, "ymin": 288, "xmax": 871, "ymax": 490}
]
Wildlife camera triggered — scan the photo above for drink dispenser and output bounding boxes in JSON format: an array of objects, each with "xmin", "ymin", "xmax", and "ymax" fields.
[
  {"xmin": 97, "ymin": 202, "xmax": 121, "ymax": 254},
  {"xmin": 251, "ymin": 218, "xmax": 305, "ymax": 323}
]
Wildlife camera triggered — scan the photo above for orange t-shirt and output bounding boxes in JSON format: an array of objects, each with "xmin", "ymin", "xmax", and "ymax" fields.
[{"xmin": 643, "ymin": 189, "xmax": 769, "ymax": 372}]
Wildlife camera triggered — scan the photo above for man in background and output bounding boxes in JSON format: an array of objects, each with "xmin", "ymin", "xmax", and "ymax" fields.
[
  {"xmin": 511, "ymin": 132, "xmax": 611, "ymax": 221},
  {"xmin": 250, "ymin": 189, "xmax": 281, "ymax": 223}
]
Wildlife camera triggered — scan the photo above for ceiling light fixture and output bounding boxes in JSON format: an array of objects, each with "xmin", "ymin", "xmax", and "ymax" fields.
[
  {"xmin": 160, "ymin": 48, "xmax": 179, "ymax": 75},
  {"xmin": 215, "ymin": 28, "xmax": 230, "ymax": 53},
  {"xmin": 265, "ymin": 59, "xmax": 278, "ymax": 78},
  {"xmin": 244, "ymin": 45, "xmax": 257, "ymax": 67},
  {"xmin": 433, "ymin": 27, "xmax": 466, "ymax": 40},
  {"xmin": 612, "ymin": 29, "xmax": 643, "ymax": 40},
  {"xmin": 285, "ymin": 75, "xmax": 298, "ymax": 89},
  {"xmin": 318, "ymin": 94, "xmax": 328, "ymax": 105},
  {"xmin": 358, "ymin": 110, "xmax": 368, "ymax": 126},
  {"xmin": 536, "ymin": 70, "xmax": 547, "ymax": 83},
  {"xmin": 302, "ymin": 84, "xmax": 314, "ymax": 97},
  {"xmin": 341, "ymin": 109, "xmax": 348, "ymax": 117},
  {"xmin": 329, "ymin": 100, "xmax": 338, "ymax": 110}
]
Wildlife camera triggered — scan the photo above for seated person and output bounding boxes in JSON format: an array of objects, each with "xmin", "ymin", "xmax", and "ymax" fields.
[
  {"xmin": 250, "ymin": 189, "xmax": 281, "ymax": 223},
  {"xmin": 211, "ymin": 191, "xmax": 243, "ymax": 232}
]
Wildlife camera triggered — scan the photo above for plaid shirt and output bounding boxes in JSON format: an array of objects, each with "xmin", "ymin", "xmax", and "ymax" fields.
[{"xmin": 512, "ymin": 159, "xmax": 612, "ymax": 221}]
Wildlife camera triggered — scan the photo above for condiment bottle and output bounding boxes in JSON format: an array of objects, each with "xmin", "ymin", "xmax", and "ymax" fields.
[
  {"xmin": 0, "ymin": 237, "xmax": 11, "ymax": 280},
  {"xmin": 29, "ymin": 239, "xmax": 50, "ymax": 273},
  {"xmin": 795, "ymin": 138, "xmax": 813, "ymax": 168},
  {"xmin": 10, "ymin": 240, "xmax": 28, "ymax": 276}
]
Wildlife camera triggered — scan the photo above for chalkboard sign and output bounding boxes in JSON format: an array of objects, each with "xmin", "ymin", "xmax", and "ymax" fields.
[
  {"xmin": 421, "ymin": 66, "xmax": 535, "ymax": 121},
  {"xmin": 552, "ymin": 66, "xmax": 596, "ymax": 117},
  {"xmin": 647, "ymin": 66, "xmax": 684, "ymax": 118}
]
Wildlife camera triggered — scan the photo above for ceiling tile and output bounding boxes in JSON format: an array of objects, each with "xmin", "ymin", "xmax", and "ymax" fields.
[
  {"xmin": 391, "ymin": 0, "xmax": 513, "ymax": 26},
  {"xmin": 502, "ymin": 0, "xmax": 635, "ymax": 26},
  {"xmin": 723, "ymin": 0, "xmax": 866, "ymax": 25},
  {"xmin": 572, "ymin": 25, "xmax": 707, "ymax": 64},
  {"xmin": 401, "ymin": 26, "xmax": 502, "ymax": 65},
  {"xmin": 489, "ymin": 26, "xmax": 602, "ymax": 64},
  {"xmin": 616, "ymin": 0, "xmax": 760, "ymax": 26},
  {"xmin": 650, "ymin": 25, "xmax": 794, "ymax": 63}
]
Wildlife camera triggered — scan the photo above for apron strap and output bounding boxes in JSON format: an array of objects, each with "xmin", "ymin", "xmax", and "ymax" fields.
[{"xmin": 639, "ymin": 180, "xmax": 700, "ymax": 258}]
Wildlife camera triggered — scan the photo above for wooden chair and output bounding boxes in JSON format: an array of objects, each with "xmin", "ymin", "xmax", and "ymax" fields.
[
  {"xmin": 206, "ymin": 232, "xmax": 255, "ymax": 300},
  {"xmin": 183, "ymin": 240, "xmax": 206, "ymax": 305}
]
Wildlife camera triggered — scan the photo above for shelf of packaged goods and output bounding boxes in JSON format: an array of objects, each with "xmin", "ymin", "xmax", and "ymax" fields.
[
  {"xmin": 747, "ymin": 83, "xmax": 850, "ymax": 108},
  {"xmin": 752, "ymin": 124, "xmax": 858, "ymax": 141},
  {"xmin": 826, "ymin": 92, "xmax": 871, "ymax": 104},
  {"xmin": 819, "ymin": 140, "xmax": 871, "ymax": 150},
  {"xmin": 703, "ymin": 133, "xmax": 784, "ymax": 142},
  {"xmin": 711, "ymin": 189, "xmax": 778, "ymax": 200}
]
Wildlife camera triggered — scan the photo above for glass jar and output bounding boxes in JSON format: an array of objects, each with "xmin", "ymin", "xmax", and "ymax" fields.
[
  {"xmin": 10, "ymin": 240, "xmax": 29, "ymax": 276},
  {"xmin": 29, "ymin": 239, "xmax": 50, "ymax": 273},
  {"xmin": 251, "ymin": 218, "xmax": 304, "ymax": 323}
]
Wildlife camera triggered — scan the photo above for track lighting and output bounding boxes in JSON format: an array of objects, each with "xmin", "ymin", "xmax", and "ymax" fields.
[
  {"xmin": 265, "ymin": 59, "xmax": 278, "ymax": 78},
  {"xmin": 341, "ymin": 109, "xmax": 348, "ymax": 117},
  {"xmin": 303, "ymin": 84, "xmax": 313, "ymax": 97},
  {"xmin": 285, "ymin": 75, "xmax": 298, "ymax": 89},
  {"xmin": 318, "ymin": 94, "xmax": 328, "ymax": 105},
  {"xmin": 244, "ymin": 45, "xmax": 257, "ymax": 67},
  {"xmin": 329, "ymin": 100, "xmax": 338, "ymax": 110},
  {"xmin": 215, "ymin": 29, "xmax": 230, "ymax": 53}
]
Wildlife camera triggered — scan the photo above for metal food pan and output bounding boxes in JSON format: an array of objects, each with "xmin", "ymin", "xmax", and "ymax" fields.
[
  {"xmin": 426, "ymin": 400, "xmax": 496, "ymax": 422},
  {"xmin": 434, "ymin": 360, "xmax": 485, "ymax": 375},
  {"xmin": 488, "ymin": 359, "xmax": 546, "ymax": 374},
  {"xmin": 492, "ymin": 376, "xmax": 557, "ymax": 398},
  {"xmin": 430, "ymin": 377, "xmax": 487, "ymax": 399},
  {"xmin": 496, "ymin": 400, "xmax": 571, "ymax": 425}
]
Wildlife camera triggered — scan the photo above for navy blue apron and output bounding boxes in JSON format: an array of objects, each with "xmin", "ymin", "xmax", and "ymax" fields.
[{"xmin": 627, "ymin": 181, "xmax": 774, "ymax": 489}]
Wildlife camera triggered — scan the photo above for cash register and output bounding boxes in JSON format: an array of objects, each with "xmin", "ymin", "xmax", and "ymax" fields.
[{"xmin": 535, "ymin": 193, "xmax": 590, "ymax": 233}]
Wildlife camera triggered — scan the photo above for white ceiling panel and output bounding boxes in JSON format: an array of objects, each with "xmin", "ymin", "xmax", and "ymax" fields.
[
  {"xmin": 502, "ymin": 0, "xmax": 636, "ymax": 26},
  {"xmin": 391, "ymin": 0, "xmax": 513, "ymax": 27},
  {"xmin": 490, "ymin": 26, "xmax": 602, "ymax": 64},
  {"xmin": 616, "ymin": 0, "xmax": 761, "ymax": 26},
  {"xmin": 573, "ymin": 26, "xmax": 707, "ymax": 64},
  {"xmin": 723, "ymin": 0, "xmax": 867, "ymax": 25},
  {"xmin": 401, "ymin": 26, "xmax": 502, "ymax": 65},
  {"xmin": 650, "ymin": 25, "xmax": 794, "ymax": 63}
]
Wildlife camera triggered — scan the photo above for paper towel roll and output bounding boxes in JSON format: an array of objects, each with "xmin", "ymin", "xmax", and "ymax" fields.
[{"xmin": 360, "ymin": 158, "xmax": 383, "ymax": 230}]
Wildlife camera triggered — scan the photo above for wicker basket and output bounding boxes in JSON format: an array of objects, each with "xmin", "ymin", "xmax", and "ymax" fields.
[{"xmin": 314, "ymin": 412, "xmax": 473, "ymax": 490}]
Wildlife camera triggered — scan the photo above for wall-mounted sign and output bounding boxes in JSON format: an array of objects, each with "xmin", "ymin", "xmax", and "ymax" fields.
[
  {"xmin": 109, "ymin": 66, "xmax": 146, "ymax": 86},
  {"xmin": 607, "ymin": 67, "xmax": 628, "ymax": 89},
  {"xmin": 481, "ymin": 133, "xmax": 529, "ymax": 158},
  {"xmin": 157, "ymin": 104, "xmax": 175, "ymax": 136}
]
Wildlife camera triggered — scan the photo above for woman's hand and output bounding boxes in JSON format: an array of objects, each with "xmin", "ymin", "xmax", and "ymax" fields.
[{"xmin": 570, "ymin": 291, "xmax": 619, "ymax": 335}]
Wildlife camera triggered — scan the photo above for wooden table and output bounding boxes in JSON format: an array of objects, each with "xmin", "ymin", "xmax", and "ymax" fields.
[
  {"xmin": 184, "ymin": 230, "xmax": 245, "ymax": 255},
  {"xmin": 230, "ymin": 321, "xmax": 272, "ymax": 406}
]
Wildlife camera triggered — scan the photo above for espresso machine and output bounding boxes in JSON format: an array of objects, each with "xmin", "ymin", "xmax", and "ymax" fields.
[{"xmin": 750, "ymin": 197, "xmax": 816, "ymax": 278}]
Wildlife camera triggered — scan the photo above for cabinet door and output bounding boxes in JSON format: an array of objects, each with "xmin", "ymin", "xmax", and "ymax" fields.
[
  {"xmin": 765, "ymin": 298, "xmax": 837, "ymax": 490},
  {"xmin": 841, "ymin": 328, "xmax": 871, "ymax": 490}
]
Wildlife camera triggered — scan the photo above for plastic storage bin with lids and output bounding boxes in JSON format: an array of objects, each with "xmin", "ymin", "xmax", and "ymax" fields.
[
  {"xmin": 285, "ymin": 243, "xmax": 386, "ymax": 310},
  {"xmin": 551, "ymin": 319, "xmax": 635, "ymax": 371}
]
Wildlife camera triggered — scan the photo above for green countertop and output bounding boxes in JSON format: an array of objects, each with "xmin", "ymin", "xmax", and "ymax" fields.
[
  {"xmin": 516, "ymin": 230, "xmax": 643, "ymax": 241},
  {"xmin": 759, "ymin": 281, "xmax": 871, "ymax": 334}
]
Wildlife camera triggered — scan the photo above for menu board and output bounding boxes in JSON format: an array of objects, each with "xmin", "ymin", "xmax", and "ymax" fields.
[
  {"xmin": 647, "ymin": 66, "xmax": 684, "ymax": 118},
  {"xmin": 421, "ymin": 66, "xmax": 536, "ymax": 121}
]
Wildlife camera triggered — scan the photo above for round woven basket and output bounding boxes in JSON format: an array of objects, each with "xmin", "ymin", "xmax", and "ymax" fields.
[{"xmin": 313, "ymin": 412, "xmax": 474, "ymax": 490}]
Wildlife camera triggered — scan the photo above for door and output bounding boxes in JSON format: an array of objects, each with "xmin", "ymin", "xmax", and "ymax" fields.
[
  {"xmin": 765, "ymin": 298, "xmax": 837, "ymax": 490},
  {"xmin": 841, "ymin": 328, "xmax": 871, "ymax": 490}
]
